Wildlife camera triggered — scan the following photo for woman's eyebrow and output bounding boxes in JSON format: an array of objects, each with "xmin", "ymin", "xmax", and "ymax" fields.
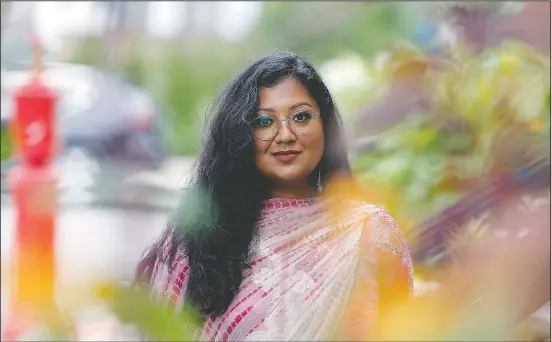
[
  {"xmin": 289, "ymin": 102, "xmax": 313, "ymax": 111},
  {"xmin": 257, "ymin": 102, "xmax": 313, "ymax": 113}
]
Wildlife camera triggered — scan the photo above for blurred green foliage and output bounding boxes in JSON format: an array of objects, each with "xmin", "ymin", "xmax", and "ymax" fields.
[
  {"xmin": 98, "ymin": 283, "xmax": 203, "ymax": 341},
  {"xmin": 1, "ymin": 124, "xmax": 13, "ymax": 161},
  {"xmin": 352, "ymin": 42, "xmax": 551, "ymax": 229},
  {"xmin": 353, "ymin": 116, "xmax": 463, "ymax": 226},
  {"xmin": 69, "ymin": 37, "xmax": 104, "ymax": 68},
  {"xmin": 250, "ymin": 3, "xmax": 412, "ymax": 64}
]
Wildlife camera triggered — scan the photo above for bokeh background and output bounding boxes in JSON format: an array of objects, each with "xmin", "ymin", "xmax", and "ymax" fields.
[{"xmin": 1, "ymin": 1, "xmax": 550, "ymax": 340}]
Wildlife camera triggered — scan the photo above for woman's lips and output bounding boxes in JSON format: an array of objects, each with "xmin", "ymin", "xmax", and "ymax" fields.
[{"xmin": 272, "ymin": 151, "xmax": 301, "ymax": 162}]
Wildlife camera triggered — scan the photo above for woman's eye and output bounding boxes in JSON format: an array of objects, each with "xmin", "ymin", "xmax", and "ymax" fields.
[
  {"xmin": 253, "ymin": 117, "xmax": 274, "ymax": 127},
  {"xmin": 292, "ymin": 111, "xmax": 313, "ymax": 122}
]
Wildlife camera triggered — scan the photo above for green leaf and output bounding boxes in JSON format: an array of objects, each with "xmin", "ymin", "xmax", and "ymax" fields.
[{"xmin": 98, "ymin": 283, "xmax": 203, "ymax": 341}]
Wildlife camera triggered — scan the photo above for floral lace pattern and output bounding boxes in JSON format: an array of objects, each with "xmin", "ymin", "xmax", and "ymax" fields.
[
  {"xmin": 261, "ymin": 197, "xmax": 322, "ymax": 211},
  {"xmin": 368, "ymin": 208, "xmax": 414, "ymax": 292}
]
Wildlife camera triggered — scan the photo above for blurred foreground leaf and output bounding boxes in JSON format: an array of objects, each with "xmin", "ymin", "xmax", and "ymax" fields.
[{"xmin": 97, "ymin": 283, "xmax": 203, "ymax": 341}]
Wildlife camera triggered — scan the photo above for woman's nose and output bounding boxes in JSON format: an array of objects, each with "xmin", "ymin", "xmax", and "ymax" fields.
[{"xmin": 274, "ymin": 119, "xmax": 296, "ymax": 143}]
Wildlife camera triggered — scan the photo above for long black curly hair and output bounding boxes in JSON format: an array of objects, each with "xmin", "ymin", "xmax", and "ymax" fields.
[{"xmin": 134, "ymin": 51, "xmax": 352, "ymax": 318}]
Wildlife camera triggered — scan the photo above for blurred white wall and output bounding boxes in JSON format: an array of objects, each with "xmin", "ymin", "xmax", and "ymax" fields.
[
  {"xmin": 33, "ymin": 2, "xmax": 108, "ymax": 51},
  {"xmin": 14, "ymin": 1, "xmax": 262, "ymax": 55},
  {"xmin": 147, "ymin": 1, "xmax": 261, "ymax": 42},
  {"xmin": 213, "ymin": 1, "xmax": 262, "ymax": 43},
  {"xmin": 146, "ymin": 1, "xmax": 187, "ymax": 39}
]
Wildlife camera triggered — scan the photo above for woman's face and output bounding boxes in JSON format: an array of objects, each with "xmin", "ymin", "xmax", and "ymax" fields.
[{"xmin": 253, "ymin": 77, "xmax": 324, "ymax": 195}]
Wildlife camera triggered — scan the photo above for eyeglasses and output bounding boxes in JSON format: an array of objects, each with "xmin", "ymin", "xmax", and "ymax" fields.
[{"xmin": 251, "ymin": 110, "xmax": 320, "ymax": 141}]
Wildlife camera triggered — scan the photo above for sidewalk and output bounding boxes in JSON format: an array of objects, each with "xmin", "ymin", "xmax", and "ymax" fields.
[{"xmin": 123, "ymin": 156, "xmax": 196, "ymax": 191}]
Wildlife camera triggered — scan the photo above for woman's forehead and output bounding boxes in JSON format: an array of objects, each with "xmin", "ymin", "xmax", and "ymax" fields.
[{"xmin": 258, "ymin": 78, "xmax": 318, "ymax": 112}]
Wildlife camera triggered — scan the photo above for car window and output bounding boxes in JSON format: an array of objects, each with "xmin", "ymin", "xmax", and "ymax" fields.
[{"xmin": 0, "ymin": 37, "xmax": 33, "ymax": 71}]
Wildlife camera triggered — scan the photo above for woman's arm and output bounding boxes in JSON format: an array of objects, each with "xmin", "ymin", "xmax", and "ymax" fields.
[
  {"xmin": 335, "ymin": 208, "xmax": 413, "ymax": 341},
  {"xmin": 370, "ymin": 209, "xmax": 413, "ymax": 305}
]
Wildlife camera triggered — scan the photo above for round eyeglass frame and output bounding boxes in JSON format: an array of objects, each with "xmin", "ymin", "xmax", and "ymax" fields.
[{"xmin": 250, "ymin": 112, "xmax": 320, "ymax": 141}]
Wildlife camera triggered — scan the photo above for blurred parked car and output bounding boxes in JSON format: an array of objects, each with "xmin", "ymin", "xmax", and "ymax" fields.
[{"xmin": 1, "ymin": 62, "xmax": 168, "ymax": 170}]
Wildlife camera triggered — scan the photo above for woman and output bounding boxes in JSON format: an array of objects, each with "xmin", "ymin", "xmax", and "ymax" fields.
[{"xmin": 134, "ymin": 51, "xmax": 413, "ymax": 341}]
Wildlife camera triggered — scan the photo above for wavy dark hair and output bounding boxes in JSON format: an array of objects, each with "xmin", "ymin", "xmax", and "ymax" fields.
[{"xmin": 134, "ymin": 51, "xmax": 352, "ymax": 318}]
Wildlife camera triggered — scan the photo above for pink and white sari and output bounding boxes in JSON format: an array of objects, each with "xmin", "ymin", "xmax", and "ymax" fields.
[{"xmin": 150, "ymin": 198, "xmax": 413, "ymax": 341}]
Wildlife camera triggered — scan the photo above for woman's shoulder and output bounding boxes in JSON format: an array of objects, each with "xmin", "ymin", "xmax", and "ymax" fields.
[
  {"xmin": 150, "ymin": 221, "xmax": 189, "ymax": 279},
  {"xmin": 348, "ymin": 200, "xmax": 384, "ymax": 213},
  {"xmin": 149, "ymin": 220, "xmax": 190, "ymax": 299},
  {"xmin": 350, "ymin": 201, "xmax": 408, "ymax": 257},
  {"xmin": 347, "ymin": 201, "xmax": 414, "ymax": 293},
  {"xmin": 347, "ymin": 200, "xmax": 397, "ymax": 222},
  {"xmin": 160, "ymin": 220, "xmax": 188, "ymax": 263}
]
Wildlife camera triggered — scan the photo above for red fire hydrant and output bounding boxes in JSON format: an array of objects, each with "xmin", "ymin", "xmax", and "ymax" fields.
[{"xmin": 2, "ymin": 36, "xmax": 60, "ymax": 340}]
